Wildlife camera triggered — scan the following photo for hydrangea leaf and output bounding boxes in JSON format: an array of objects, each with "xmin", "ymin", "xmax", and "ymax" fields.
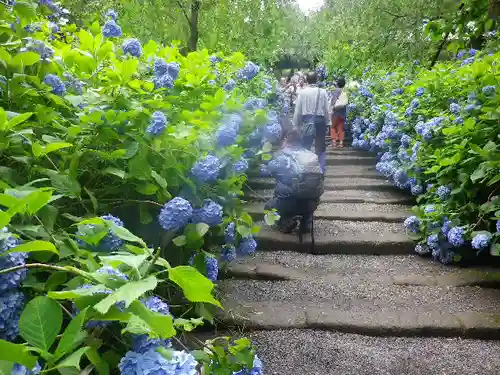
[
  {"xmin": 52, "ymin": 346, "xmax": 90, "ymax": 371},
  {"xmin": 54, "ymin": 308, "xmax": 88, "ymax": 360},
  {"xmin": 19, "ymin": 296, "xmax": 63, "ymax": 351},
  {"xmin": 94, "ymin": 275, "xmax": 158, "ymax": 314},
  {"xmin": 127, "ymin": 300, "xmax": 175, "ymax": 339},
  {"xmin": 168, "ymin": 266, "xmax": 222, "ymax": 307},
  {"xmin": 0, "ymin": 339, "xmax": 37, "ymax": 368},
  {"xmin": 4, "ymin": 240, "xmax": 58, "ymax": 255}
]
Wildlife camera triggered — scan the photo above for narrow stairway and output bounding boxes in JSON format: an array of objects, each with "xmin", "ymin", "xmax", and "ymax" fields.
[{"xmin": 219, "ymin": 148, "xmax": 500, "ymax": 375}]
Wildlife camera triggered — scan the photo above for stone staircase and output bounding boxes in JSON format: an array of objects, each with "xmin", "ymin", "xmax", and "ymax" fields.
[{"xmin": 218, "ymin": 148, "xmax": 500, "ymax": 375}]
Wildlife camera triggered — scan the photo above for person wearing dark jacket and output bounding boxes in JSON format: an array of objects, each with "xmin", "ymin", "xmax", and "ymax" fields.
[{"xmin": 264, "ymin": 128, "xmax": 325, "ymax": 233}]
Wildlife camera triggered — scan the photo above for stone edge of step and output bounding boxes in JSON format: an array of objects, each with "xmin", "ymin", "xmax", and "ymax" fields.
[
  {"xmin": 246, "ymin": 193, "xmax": 415, "ymax": 205},
  {"xmin": 221, "ymin": 263, "xmax": 500, "ymax": 288},
  {"xmin": 217, "ymin": 301, "xmax": 500, "ymax": 340},
  {"xmin": 245, "ymin": 203, "xmax": 408, "ymax": 223}
]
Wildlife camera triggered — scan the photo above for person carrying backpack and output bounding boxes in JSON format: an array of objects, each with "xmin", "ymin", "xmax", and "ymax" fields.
[
  {"xmin": 330, "ymin": 76, "xmax": 348, "ymax": 148},
  {"xmin": 264, "ymin": 128, "xmax": 325, "ymax": 234},
  {"xmin": 292, "ymin": 72, "xmax": 331, "ymax": 173}
]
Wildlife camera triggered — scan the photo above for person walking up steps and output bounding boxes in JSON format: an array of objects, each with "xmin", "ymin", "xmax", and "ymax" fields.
[
  {"xmin": 292, "ymin": 71, "xmax": 331, "ymax": 173},
  {"xmin": 330, "ymin": 76, "xmax": 348, "ymax": 148}
]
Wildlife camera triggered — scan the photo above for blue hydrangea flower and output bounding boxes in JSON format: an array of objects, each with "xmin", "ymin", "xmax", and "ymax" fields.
[
  {"xmin": 209, "ymin": 55, "xmax": 221, "ymax": 64},
  {"xmin": 437, "ymin": 185, "xmax": 451, "ymax": 201},
  {"xmin": 154, "ymin": 74, "xmax": 174, "ymax": 90},
  {"xmin": 461, "ymin": 57, "xmax": 474, "ymax": 65},
  {"xmin": 482, "ymin": 86, "xmax": 496, "ymax": 96},
  {"xmin": 237, "ymin": 61, "xmax": 260, "ymax": 81},
  {"xmin": 12, "ymin": 362, "xmax": 41, "ymax": 375},
  {"xmin": 147, "ymin": 111, "xmax": 167, "ymax": 136},
  {"xmin": 497, "ymin": 221, "xmax": 500, "ymax": 233},
  {"xmin": 410, "ymin": 98, "xmax": 420, "ymax": 108},
  {"xmin": 221, "ymin": 245, "xmax": 236, "ymax": 262},
  {"xmin": 119, "ymin": 349, "xmax": 198, "ymax": 375},
  {"xmin": 427, "ymin": 234, "xmax": 439, "ymax": 250},
  {"xmin": 438, "ymin": 247, "xmax": 455, "ymax": 265},
  {"xmin": 238, "ymin": 237, "xmax": 257, "ymax": 255},
  {"xmin": 441, "ymin": 218, "xmax": 452, "ymax": 236},
  {"xmin": 205, "ymin": 256, "xmax": 219, "ymax": 282},
  {"xmin": 391, "ymin": 88, "xmax": 403, "ymax": 95},
  {"xmin": 0, "ymin": 290, "xmax": 24, "ymax": 341},
  {"xmin": 224, "ymin": 79, "xmax": 236, "ymax": 91},
  {"xmin": 158, "ymin": 197, "xmax": 193, "ymax": 232},
  {"xmin": 225, "ymin": 222, "xmax": 236, "ymax": 244},
  {"xmin": 26, "ymin": 39, "xmax": 54, "ymax": 60},
  {"xmin": 471, "ymin": 233, "xmax": 492, "ymax": 250},
  {"xmin": 102, "ymin": 20, "xmax": 122, "ymax": 37},
  {"xmin": 453, "ymin": 117, "xmax": 464, "ymax": 124},
  {"xmin": 449, "ymin": 103, "xmax": 460, "ymax": 114},
  {"xmin": 165, "ymin": 62, "xmax": 180, "ymax": 80},
  {"xmin": 154, "ymin": 59, "xmax": 168, "ymax": 76},
  {"xmin": 403, "ymin": 80, "xmax": 413, "ymax": 87},
  {"xmin": 424, "ymin": 205, "xmax": 436, "ymax": 214},
  {"xmin": 0, "ymin": 228, "xmax": 27, "ymax": 293},
  {"xmin": 232, "ymin": 355, "xmax": 263, "ymax": 375},
  {"xmin": 264, "ymin": 122, "xmax": 282, "ymax": 144},
  {"xmin": 191, "ymin": 155, "xmax": 221, "ymax": 183},
  {"xmin": 44, "ymin": 74, "xmax": 66, "ymax": 96},
  {"xmin": 132, "ymin": 335, "xmax": 171, "ymax": 354},
  {"xmin": 447, "ymin": 226, "xmax": 465, "ymax": 247},
  {"xmin": 216, "ymin": 122, "xmax": 238, "ymax": 147},
  {"xmin": 106, "ymin": 9, "xmax": 118, "ymax": 20},
  {"xmin": 411, "ymin": 184, "xmax": 423, "ymax": 196},
  {"xmin": 415, "ymin": 88, "xmax": 424, "ymax": 97},
  {"xmin": 404, "ymin": 216, "xmax": 420, "ymax": 232},
  {"xmin": 141, "ymin": 296, "xmax": 170, "ymax": 315},
  {"xmin": 192, "ymin": 199, "xmax": 223, "ymax": 227},
  {"xmin": 122, "ymin": 38, "xmax": 142, "ymax": 57},
  {"xmin": 233, "ymin": 158, "xmax": 249, "ymax": 174},
  {"xmin": 414, "ymin": 243, "xmax": 430, "ymax": 255}
]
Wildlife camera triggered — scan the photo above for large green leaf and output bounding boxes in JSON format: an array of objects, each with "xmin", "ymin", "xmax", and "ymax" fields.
[
  {"xmin": 127, "ymin": 300, "xmax": 176, "ymax": 339},
  {"xmin": 0, "ymin": 340, "xmax": 37, "ymax": 367},
  {"xmin": 53, "ymin": 347, "xmax": 90, "ymax": 370},
  {"xmin": 19, "ymin": 296, "xmax": 62, "ymax": 351},
  {"xmin": 94, "ymin": 276, "xmax": 158, "ymax": 314},
  {"xmin": 54, "ymin": 308, "xmax": 88, "ymax": 360},
  {"xmin": 168, "ymin": 266, "xmax": 221, "ymax": 307},
  {"xmin": 4, "ymin": 240, "xmax": 58, "ymax": 255},
  {"xmin": 11, "ymin": 52, "xmax": 39, "ymax": 68}
]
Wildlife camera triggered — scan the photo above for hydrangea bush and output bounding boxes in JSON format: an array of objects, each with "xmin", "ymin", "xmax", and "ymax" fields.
[
  {"xmin": 0, "ymin": 1, "xmax": 275, "ymax": 373},
  {"xmin": 346, "ymin": 46, "xmax": 500, "ymax": 265}
]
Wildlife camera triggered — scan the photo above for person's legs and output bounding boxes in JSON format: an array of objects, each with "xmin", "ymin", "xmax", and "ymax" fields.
[
  {"xmin": 297, "ymin": 199, "xmax": 320, "ymax": 233},
  {"xmin": 266, "ymin": 197, "xmax": 300, "ymax": 234},
  {"xmin": 302, "ymin": 135, "xmax": 314, "ymax": 151},
  {"xmin": 334, "ymin": 115, "xmax": 345, "ymax": 148},
  {"xmin": 330, "ymin": 114, "xmax": 338, "ymax": 147}
]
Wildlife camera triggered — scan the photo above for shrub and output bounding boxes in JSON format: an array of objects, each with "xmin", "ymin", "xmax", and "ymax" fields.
[{"xmin": 347, "ymin": 47, "xmax": 500, "ymax": 265}]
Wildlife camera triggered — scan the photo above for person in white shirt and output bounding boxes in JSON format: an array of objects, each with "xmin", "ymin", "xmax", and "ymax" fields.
[
  {"xmin": 292, "ymin": 72, "xmax": 331, "ymax": 173},
  {"xmin": 330, "ymin": 77, "xmax": 348, "ymax": 148}
]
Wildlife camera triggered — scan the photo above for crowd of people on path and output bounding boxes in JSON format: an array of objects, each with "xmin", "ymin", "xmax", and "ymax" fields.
[{"xmin": 263, "ymin": 69, "xmax": 349, "ymax": 235}]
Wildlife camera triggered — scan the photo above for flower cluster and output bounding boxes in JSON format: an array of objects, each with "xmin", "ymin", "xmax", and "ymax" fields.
[
  {"xmin": 237, "ymin": 61, "xmax": 260, "ymax": 81},
  {"xmin": 216, "ymin": 113, "xmax": 243, "ymax": 147},
  {"xmin": 44, "ymin": 74, "xmax": 66, "ymax": 96},
  {"xmin": 191, "ymin": 155, "xmax": 222, "ymax": 183},
  {"xmin": 122, "ymin": 38, "xmax": 142, "ymax": 57},
  {"xmin": 147, "ymin": 111, "xmax": 168, "ymax": 136},
  {"xmin": 158, "ymin": 197, "xmax": 193, "ymax": 232},
  {"xmin": 348, "ymin": 50, "xmax": 500, "ymax": 265},
  {"xmin": 119, "ymin": 348, "xmax": 198, "ymax": 375},
  {"xmin": 153, "ymin": 58, "xmax": 179, "ymax": 90},
  {"xmin": 192, "ymin": 199, "xmax": 223, "ymax": 227}
]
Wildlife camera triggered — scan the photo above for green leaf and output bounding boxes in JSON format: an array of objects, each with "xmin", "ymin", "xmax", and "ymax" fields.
[
  {"xmin": 151, "ymin": 171, "xmax": 167, "ymax": 189},
  {"xmin": 6, "ymin": 112, "xmax": 33, "ymax": 130},
  {"xmin": 261, "ymin": 142, "xmax": 272, "ymax": 153},
  {"xmin": 120, "ymin": 59, "xmax": 138, "ymax": 82},
  {"xmin": 172, "ymin": 235, "xmax": 186, "ymax": 247},
  {"xmin": 19, "ymin": 296, "xmax": 62, "ymax": 351},
  {"xmin": 54, "ymin": 308, "xmax": 88, "ymax": 360},
  {"xmin": 53, "ymin": 347, "xmax": 90, "ymax": 370},
  {"xmin": 45, "ymin": 272, "xmax": 68, "ymax": 291},
  {"xmin": 0, "ymin": 211, "xmax": 11, "ymax": 228},
  {"xmin": 107, "ymin": 222, "xmax": 146, "ymax": 247},
  {"xmin": 127, "ymin": 300, "xmax": 176, "ymax": 339},
  {"xmin": 49, "ymin": 285, "xmax": 110, "ymax": 300},
  {"xmin": 49, "ymin": 174, "xmax": 81, "ymax": 197},
  {"xmin": 236, "ymin": 225, "xmax": 251, "ymax": 237},
  {"xmin": 173, "ymin": 317, "xmax": 204, "ymax": 332},
  {"xmin": 14, "ymin": 1, "xmax": 38, "ymax": 20},
  {"xmin": 0, "ymin": 361, "xmax": 14, "ymax": 375},
  {"xmin": 196, "ymin": 223, "xmax": 210, "ymax": 237},
  {"xmin": 94, "ymin": 276, "xmax": 158, "ymax": 314},
  {"xmin": 471, "ymin": 164, "xmax": 487, "ymax": 182},
  {"xmin": 490, "ymin": 243, "xmax": 500, "ymax": 256},
  {"xmin": 103, "ymin": 168, "xmax": 126, "ymax": 179},
  {"xmin": 136, "ymin": 183, "xmax": 158, "ymax": 195},
  {"xmin": 168, "ymin": 266, "xmax": 221, "ymax": 307},
  {"xmin": 11, "ymin": 52, "xmax": 40, "ymax": 68},
  {"xmin": 3, "ymin": 240, "xmax": 58, "ymax": 255},
  {"xmin": 25, "ymin": 190, "xmax": 53, "ymax": 215},
  {"xmin": 85, "ymin": 348, "xmax": 109, "ymax": 375},
  {"xmin": 0, "ymin": 339, "xmax": 37, "ymax": 367}
]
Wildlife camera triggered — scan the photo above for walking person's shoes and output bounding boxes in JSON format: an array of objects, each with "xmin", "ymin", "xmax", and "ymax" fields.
[
  {"xmin": 299, "ymin": 216, "xmax": 313, "ymax": 233},
  {"xmin": 278, "ymin": 216, "xmax": 301, "ymax": 234}
]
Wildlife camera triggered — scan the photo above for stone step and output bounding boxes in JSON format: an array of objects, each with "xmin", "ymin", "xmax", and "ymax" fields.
[
  {"xmin": 326, "ymin": 155, "xmax": 375, "ymax": 166},
  {"xmin": 325, "ymin": 148, "xmax": 376, "ymax": 157},
  {"xmin": 246, "ymin": 202, "xmax": 410, "ymax": 223},
  {"xmin": 247, "ymin": 177, "xmax": 395, "ymax": 192},
  {"xmin": 243, "ymin": 330, "xmax": 500, "ymax": 374},
  {"xmin": 254, "ymin": 219, "xmax": 413, "ymax": 255},
  {"xmin": 248, "ymin": 166, "xmax": 385, "ymax": 180},
  {"xmin": 223, "ymin": 252, "xmax": 500, "ymax": 285},
  {"xmin": 246, "ymin": 189, "xmax": 414, "ymax": 205}
]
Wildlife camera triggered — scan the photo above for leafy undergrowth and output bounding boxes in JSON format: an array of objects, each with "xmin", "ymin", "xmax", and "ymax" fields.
[
  {"xmin": 0, "ymin": 1, "xmax": 284, "ymax": 374},
  {"xmin": 347, "ymin": 44, "xmax": 500, "ymax": 266}
]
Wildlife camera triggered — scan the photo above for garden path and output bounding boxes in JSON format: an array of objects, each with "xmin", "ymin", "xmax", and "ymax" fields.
[{"xmin": 219, "ymin": 147, "xmax": 500, "ymax": 375}]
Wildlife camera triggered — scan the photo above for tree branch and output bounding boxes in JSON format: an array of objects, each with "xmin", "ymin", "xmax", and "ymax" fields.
[{"xmin": 175, "ymin": 0, "xmax": 191, "ymax": 24}]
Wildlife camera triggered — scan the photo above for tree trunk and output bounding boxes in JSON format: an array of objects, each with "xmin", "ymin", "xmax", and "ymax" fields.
[{"xmin": 188, "ymin": 0, "xmax": 201, "ymax": 52}]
